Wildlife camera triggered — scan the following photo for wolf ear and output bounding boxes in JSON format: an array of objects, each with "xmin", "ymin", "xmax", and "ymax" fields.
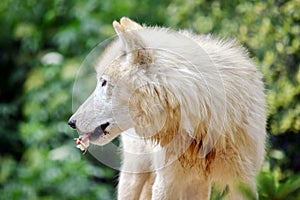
[
  {"xmin": 113, "ymin": 18, "xmax": 153, "ymax": 67},
  {"xmin": 120, "ymin": 17, "xmax": 143, "ymax": 30}
]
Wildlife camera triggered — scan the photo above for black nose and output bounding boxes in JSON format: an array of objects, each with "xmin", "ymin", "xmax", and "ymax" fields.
[{"xmin": 68, "ymin": 119, "xmax": 77, "ymax": 129}]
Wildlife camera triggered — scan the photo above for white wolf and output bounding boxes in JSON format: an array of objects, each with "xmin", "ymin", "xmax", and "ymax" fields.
[{"xmin": 69, "ymin": 17, "xmax": 266, "ymax": 200}]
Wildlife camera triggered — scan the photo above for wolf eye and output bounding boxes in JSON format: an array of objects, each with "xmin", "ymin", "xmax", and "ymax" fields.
[{"xmin": 101, "ymin": 80, "xmax": 107, "ymax": 87}]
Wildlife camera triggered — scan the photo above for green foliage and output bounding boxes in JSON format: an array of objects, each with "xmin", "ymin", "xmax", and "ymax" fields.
[
  {"xmin": 258, "ymin": 167, "xmax": 300, "ymax": 200},
  {"xmin": 0, "ymin": 0, "xmax": 299, "ymax": 199}
]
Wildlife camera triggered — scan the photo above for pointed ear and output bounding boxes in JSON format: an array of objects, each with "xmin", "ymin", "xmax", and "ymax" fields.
[
  {"xmin": 120, "ymin": 17, "xmax": 143, "ymax": 30},
  {"xmin": 113, "ymin": 19, "xmax": 153, "ymax": 67},
  {"xmin": 112, "ymin": 20, "xmax": 125, "ymax": 35},
  {"xmin": 113, "ymin": 20, "xmax": 142, "ymax": 53}
]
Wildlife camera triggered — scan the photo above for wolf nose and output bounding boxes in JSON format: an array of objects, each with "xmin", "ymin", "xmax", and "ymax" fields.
[{"xmin": 68, "ymin": 119, "xmax": 77, "ymax": 129}]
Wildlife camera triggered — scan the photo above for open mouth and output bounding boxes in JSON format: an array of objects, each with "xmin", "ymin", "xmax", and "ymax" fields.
[
  {"xmin": 75, "ymin": 122, "xmax": 110, "ymax": 152},
  {"xmin": 89, "ymin": 122, "xmax": 110, "ymax": 140}
]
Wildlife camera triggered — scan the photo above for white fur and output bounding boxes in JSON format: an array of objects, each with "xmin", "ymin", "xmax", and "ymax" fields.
[{"xmin": 70, "ymin": 17, "xmax": 266, "ymax": 200}]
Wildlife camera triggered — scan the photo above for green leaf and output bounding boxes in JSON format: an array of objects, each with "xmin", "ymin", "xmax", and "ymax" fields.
[{"xmin": 276, "ymin": 173, "xmax": 300, "ymax": 199}]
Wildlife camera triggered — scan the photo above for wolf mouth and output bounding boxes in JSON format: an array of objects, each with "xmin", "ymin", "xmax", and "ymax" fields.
[{"xmin": 89, "ymin": 122, "xmax": 110, "ymax": 141}]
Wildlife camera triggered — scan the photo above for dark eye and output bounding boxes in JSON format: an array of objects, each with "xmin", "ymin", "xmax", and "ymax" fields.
[{"xmin": 101, "ymin": 80, "xmax": 107, "ymax": 87}]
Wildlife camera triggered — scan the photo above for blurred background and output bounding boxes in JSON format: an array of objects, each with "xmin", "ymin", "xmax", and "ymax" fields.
[{"xmin": 0, "ymin": 0, "xmax": 299, "ymax": 199}]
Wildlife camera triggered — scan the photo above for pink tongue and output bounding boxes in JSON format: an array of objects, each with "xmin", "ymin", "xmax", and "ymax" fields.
[{"xmin": 81, "ymin": 133, "xmax": 91, "ymax": 142}]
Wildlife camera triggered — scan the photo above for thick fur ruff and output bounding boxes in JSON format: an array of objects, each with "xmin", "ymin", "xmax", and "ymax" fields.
[{"xmin": 70, "ymin": 17, "xmax": 266, "ymax": 200}]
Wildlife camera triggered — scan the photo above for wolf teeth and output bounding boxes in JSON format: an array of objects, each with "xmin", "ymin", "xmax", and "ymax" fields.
[{"xmin": 74, "ymin": 136, "xmax": 89, "ymax": 153}]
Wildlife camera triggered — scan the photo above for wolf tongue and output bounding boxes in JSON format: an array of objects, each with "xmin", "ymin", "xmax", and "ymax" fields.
[{"xmin": 81, "ymin": 133, "xmax": 91, "ymax": 142}]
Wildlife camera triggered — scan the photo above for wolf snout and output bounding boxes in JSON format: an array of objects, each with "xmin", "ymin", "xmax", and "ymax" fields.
[
  {"xmin": 68, "ymin": 119, "xmax": 77, "ymax": 129},
  {"xmin": 67, "ymin": 117, "xmax": 110, "ymax": 135}
]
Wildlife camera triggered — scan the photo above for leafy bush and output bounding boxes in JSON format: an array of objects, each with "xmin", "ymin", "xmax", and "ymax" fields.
[{"xmin": 0, "ymin": 0, "xmax": 299, "ymax": 199}]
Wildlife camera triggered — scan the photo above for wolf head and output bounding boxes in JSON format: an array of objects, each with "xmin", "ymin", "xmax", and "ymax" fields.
[{"xmin": 69, "ymin": 17, "xmax": 228, "ymax": 154}]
